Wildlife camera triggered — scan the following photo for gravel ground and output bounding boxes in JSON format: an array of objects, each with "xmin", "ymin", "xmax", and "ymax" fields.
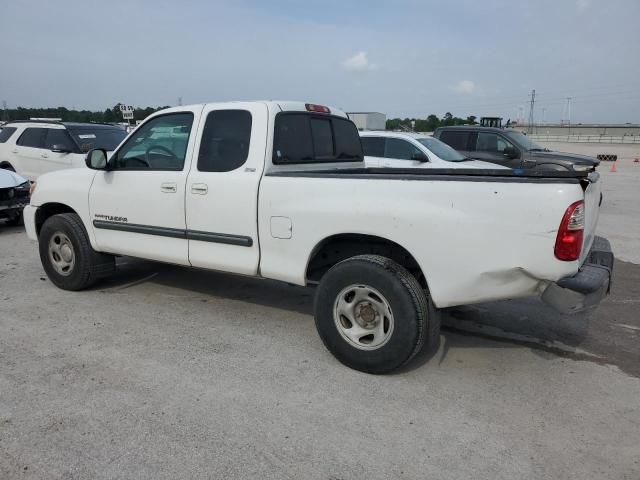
[{"xmin": 1, "ymin": 142, "xmax": 639, "ymax": 479}]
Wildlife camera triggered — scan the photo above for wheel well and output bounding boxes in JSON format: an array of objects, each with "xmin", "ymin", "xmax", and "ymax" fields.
[
  {"xmin": 35, "ymin": 203, "xmax": 77, "ymax": 236},
  {"xmin": 0, "ymin": 161, "xmax": 15, "ymax": 171},
  {"xmin": 306, "ymin": 234, "xmax": 427, "ymax": 289}
]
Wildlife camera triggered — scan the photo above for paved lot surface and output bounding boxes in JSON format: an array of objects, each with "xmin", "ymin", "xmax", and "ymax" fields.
[{"xmin": 1, "ymin": 223, "xmax": 639, "ymax": 480}]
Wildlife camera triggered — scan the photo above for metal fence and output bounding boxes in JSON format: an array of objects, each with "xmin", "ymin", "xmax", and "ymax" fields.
[{"xmin": 529, "ymin": 134, "xmax": 640, "ymax": 144}]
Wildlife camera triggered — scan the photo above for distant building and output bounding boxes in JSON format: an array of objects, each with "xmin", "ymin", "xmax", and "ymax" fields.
[{"xmin": 347, "ymin": 112, "xmax": 386, "ymax": 131}]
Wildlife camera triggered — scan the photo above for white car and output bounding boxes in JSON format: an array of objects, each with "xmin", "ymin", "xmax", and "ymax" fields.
[
  {"xmin": 360, "ymin": 130, "xmax": 506, "ymax": 169},
  {"xmin": 0, "ymin": 121, "xmax": 127, "ymax": 181},
  {"xmin": 0, "ymin": 168, "xmax": 30, "ymax": 225},
  {"xmin": 24, "ymin": 101, "xmax": 612, "ymax": 373}
]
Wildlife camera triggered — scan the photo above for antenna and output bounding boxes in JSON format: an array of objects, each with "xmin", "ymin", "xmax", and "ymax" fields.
[{"xmin": 527, "ymin": 89, "xmax": 535, "ymax": 133}]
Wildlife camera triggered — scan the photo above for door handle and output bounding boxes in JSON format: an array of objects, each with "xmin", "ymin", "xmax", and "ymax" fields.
[
  {"xmin": 11, "ymin": 149, "xmax": 18, "ymax": 154},
  {"xmin": 160, "ymin": 182, "xmax": 177, "ymax": 193},
  {"xmin": 191, "ymin": 183, "xmax": 208, "ymax": 195},
  {"xmin": 41, "ymin": 153, "xmax": 49, "ymax": 159}
]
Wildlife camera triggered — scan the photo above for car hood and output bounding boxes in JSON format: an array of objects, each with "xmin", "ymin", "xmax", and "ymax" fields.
[
  {"xmin": 0, "ymin": 169, "xmax": 28, "ymax": 188},
  {"xmin": 529, "ymin": 150, "xmax": 600, "ymax": 166}
]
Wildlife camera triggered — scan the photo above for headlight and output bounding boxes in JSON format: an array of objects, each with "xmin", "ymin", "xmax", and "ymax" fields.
[{"xmin": 572, "ymin": 164, "xmax": 592, "ymax": 172}]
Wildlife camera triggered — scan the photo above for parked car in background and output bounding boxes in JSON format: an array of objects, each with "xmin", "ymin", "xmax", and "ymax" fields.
[
  {"xmin": 433, "ymin": 126, "xmax": 599, "ymax": 171},
  {"xmin": 360, "ymin": 131, "xmax": 506, "ymax": 169},
  {"xmin": 0, "ymin": 168, "xmax": 30, "ymax": 225},
  {"xmin": 0, "ymin": 121, "xmax": 127, "ymax": 180}
]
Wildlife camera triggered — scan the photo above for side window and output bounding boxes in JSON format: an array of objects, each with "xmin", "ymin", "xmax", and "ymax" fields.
[
  {"xmin": 439, "ymin": 131, "xmax": 470, "ymax": 151},
  {"xmin": 361, "ymin": 137, "xmax": 385, "ymax": 157},
  {"xmin": 476, "ymin": 133, "xmax": 515, "ymax": 153},
  {"xmin": 273, "ymin": 114, "xmax": 313, "ymax": 163},
  {"xmin": 197, "ymin": 110, "xmax": 252, "ymax": 172},
  {"xmin": 45, "ymin": 129, "xmax": 77, "ymax": 152},
  {"xmin": 17, "ymin": 128, "xmax": 46, "ymax": 148},
  {"xmin": 384, "ymin": 138, "xmax": 421, "ymax": 160},
  {"xmin": 112, "ymin": 113, "xmax": 194, "ymax": 171},
  {"xmin": 0, "ymin": 127, "xmax": 17, "ymax": 143}
]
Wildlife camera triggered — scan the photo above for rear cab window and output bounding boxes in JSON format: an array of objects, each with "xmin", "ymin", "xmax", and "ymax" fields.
[
  {"xmin": 273, "ymin": 113, "xmax": 363, "ymax": 164},
  {"xmin": 0, "ymin": 127, "xmax": 17, "ymax": 143}
]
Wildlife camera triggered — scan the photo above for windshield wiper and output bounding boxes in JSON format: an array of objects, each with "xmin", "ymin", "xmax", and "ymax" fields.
[{"xmin": 528, "ymin": 148, "xmax": 547, "ymax": 152}]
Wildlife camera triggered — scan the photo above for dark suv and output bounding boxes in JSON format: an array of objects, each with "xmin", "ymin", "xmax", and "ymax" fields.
[{"xmin": 433, "ymin": 126, "xmax": 599, "ymax": 172}]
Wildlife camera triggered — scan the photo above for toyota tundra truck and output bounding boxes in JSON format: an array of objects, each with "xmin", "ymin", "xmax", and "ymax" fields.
[{"xmin": 23, "ymin": 101, "xmax": 613, "ymax": 373}]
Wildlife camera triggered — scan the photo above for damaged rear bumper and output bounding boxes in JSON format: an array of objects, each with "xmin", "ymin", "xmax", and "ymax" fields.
[{"xmin": 542, "ymin": 236, "xmax": 614, "ymax": 314}]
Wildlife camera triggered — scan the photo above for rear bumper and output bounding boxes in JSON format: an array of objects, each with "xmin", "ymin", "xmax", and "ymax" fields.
[
  {"xmin": 0, "ymin": 198, "xmax": 28, "ymax": 219},
  {"xmin": 542, "ymin": 236, "xmax": 613, "ymax": 314}
]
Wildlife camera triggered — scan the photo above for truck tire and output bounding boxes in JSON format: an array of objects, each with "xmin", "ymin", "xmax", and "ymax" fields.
[
  {"xmin": 314, "ymin": 255, "xmax": 439, "ymax": 374},
  {"xmin": 38, "ymin": 213, "xmax": 115, "ymax": 291}
]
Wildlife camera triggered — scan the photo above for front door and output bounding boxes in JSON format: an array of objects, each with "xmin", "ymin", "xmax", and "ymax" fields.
[
  {"xmin": 88, "ymin": 109, "xmax": 200, "ymax": 265},
  {"xmin": 471, "ymin": 132, "xmax": 522, "ymax": 168},
  {"xmin": 185, "ymin": 102, "xmax": 268, "ymax": 275}
]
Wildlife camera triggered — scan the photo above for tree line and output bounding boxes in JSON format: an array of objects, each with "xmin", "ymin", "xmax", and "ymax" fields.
[
  {"xmin": 1, "ymin": 104, "xmax": 170, "ymax": 124},
  {"xmin": 386, "ymin": 113, "xmax": 477, "ymax": 131}
]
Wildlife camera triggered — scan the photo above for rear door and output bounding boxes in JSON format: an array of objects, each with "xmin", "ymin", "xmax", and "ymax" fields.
[
  {"xmin": 360, "ymin": 136, "xmax": 384, "ymax": 167},
  {"xmin": 185, "ymin": 102, "xmax": 268, "ymax": 275},
  {"xmin": 13, "ymin": 127, "xmax": 46, "ymax": 179}
]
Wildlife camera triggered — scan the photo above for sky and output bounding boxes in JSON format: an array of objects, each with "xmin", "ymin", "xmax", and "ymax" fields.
[{"xmin": 1, "ymin": 0, "xmax": 639, "ymax": 123}]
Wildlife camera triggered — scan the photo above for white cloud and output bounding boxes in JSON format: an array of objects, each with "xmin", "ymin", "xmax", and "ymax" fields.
[
  {"xmin": 341, "ymin": 51, "xmax": 378, "ymax": 72},
  {"xmin": 450, "ymin": 80, "xmax": 476, "ymax": 94}
]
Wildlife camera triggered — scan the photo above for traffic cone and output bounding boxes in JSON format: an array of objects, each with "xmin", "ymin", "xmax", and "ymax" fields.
[{"xmin": 610, "ymin": 162, "xmax": 617, "ymax": 172}]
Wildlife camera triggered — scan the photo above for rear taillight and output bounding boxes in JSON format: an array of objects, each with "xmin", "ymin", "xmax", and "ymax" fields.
[{"xmin": 555, "ymin": 200, "xmax": 585, "ymax": 261}]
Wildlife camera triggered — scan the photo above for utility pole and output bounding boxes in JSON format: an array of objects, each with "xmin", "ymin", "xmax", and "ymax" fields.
[
  {"xmin": 527, "ymin": 89, "xmax": 535, "ymax": 133},
  {"xmin": 1, "ymin": 100, "xmax": 7, "ymax": 122},
  {"xmin": 541, "ymin": 108, "xmax": 546, "ymax": 126},
  {"xmin": 178, "ymin": 97, "xmax": 182, "ymax": 106},
  {"xmin": 562, "ymin": 97, "xmax": 572, "ymax": 126}
]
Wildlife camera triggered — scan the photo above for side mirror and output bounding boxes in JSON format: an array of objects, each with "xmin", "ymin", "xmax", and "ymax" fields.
[
  {"xmin": 411, "ymin": 152, "xmax": 428, "ymax": 162},
  {"xmin": 51, "ymin": 144, "xmax": 72, "ymax": 154},
  {"xmin": 503, "ymin": 146, "xmax": 519, "ymax": 159},
  {"xmin": 86, "ymin": 148, "xmax": 109, "ymax": 170}
]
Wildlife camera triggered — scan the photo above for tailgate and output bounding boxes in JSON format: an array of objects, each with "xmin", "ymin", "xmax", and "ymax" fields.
[{"xmin": 580, "ymin": 172, "xmax": 602, "ymax": 265}]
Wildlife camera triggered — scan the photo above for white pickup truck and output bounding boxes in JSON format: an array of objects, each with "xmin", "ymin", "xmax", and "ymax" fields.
[{"xmin": 24, "ymin": 101, "xmax": 613, "ymax": 373}]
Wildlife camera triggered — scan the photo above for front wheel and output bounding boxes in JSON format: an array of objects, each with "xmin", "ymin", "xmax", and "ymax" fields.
[
  {"xmin": 314, "ymin": 255, "xmax": 440, "ymax": 374},
  {"xmin": 39, "ymin": 213, "xmax": 115, "ymax": 290}
]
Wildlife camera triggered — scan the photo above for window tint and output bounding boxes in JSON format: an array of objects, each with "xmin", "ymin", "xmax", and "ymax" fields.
[
  {"xmin": 273, "ymin": 113, "xmax": 363, "ymax": 164},
  {"xmin": 384, "ymin": 138, "xmax": 422, "ymax": 160},
  {"xmin": 310, "ymin": 118, "xmax": 334, "ymax": 158},
  {"xmin": 112, "ymin": 113, "xmax": 193, "ymax": 171},
  {"xmin": 17, "ymin": 128, "xmax": 46, "ymax": 148},
  {"xmin": 476, "ymin": 132, "xmax": 515, "ymax": 153},
  {"xmin": 333, "ymin": 118, "xmax": 362, "ymax": 159},
  {"xmin": 0, "ymin": 127, "xmax": 17, "ymax": 143},
  {"xmin": 198, "ymin": 110, "xmax": 252, "ymax": 172},
  {"xmin": 361, "ymin": 137, "xmax": 385, "ymax": 157},
  {"xmin": 438, "ymin": 131, "xmax": 470, "ymax": 151},
  {"xmin": 45, "ymin": 129, "xmax": 77, "ymax": 151}
]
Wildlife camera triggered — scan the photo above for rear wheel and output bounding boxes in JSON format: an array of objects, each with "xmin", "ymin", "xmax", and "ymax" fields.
[
  {"xmin": 314, "ymin": 255, "xmax": 440, "ymax": 374},
  {"xmin": 39, "ymin": 213, "xmax": 115, "ymax": 290}
]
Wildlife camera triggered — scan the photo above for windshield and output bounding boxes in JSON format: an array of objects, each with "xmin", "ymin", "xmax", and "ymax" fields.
[
  {"xmin": 67, "ymin": 127, "xmax": 127, "ymax": 152},
  {"xmin": 504, "ymin": 130, "xmax": 545, "ymax": 151},
  {"xmin": 417, "ymin": 137, "xmax": 466, "ymax": 161}
]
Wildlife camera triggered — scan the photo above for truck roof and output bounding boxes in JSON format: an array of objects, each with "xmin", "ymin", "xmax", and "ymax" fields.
[{"xmin": 171, "ymin": 101, "xmax": 349, "ymax": 118}]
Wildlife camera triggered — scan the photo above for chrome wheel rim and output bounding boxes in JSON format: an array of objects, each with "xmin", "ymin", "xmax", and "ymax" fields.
[
  {"xmin": 48, "ymin": 232, "xmax": 75, "ymax": 276},
  {"xmin": 333, "ymin": 284, "xmax": 394, "ymax": 350}
]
